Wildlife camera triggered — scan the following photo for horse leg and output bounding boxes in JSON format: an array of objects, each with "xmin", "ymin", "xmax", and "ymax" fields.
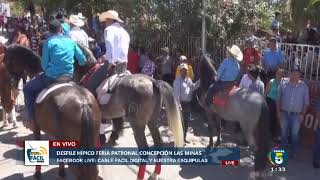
[
  {"xmin": 33, "ymin": 127, "xmax": 41, "ymax": 179},
  {"xmin": 2, "ymin": 111, "xmax": 7, "ymax": 127},
  {"xmin": 11, "ymin": 106, "xmax": 17, "ymax": 128},
  {"xmin": 214, "ymin": 118, "xmax": 221, "ymax": 147},
  {"xmin": 106, "ymin": 117, "xmax": 123, "ymax": 146},
  {"xmin": 99, "ymin": 118, "xmax": 108, "ymax": 147},
  {"xmin": 147, "ymin": 120, "xmax": 163, "ymax": 180},
  {"xmin": 130, "ymin": 123, "xmax": 148, "ymax": 180}
]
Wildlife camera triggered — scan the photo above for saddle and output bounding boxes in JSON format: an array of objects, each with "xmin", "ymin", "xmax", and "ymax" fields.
[
  {"xmin": 36, "ymin": 75, "xmax": 75, "ymax": 104},
  {"xmin": 96, "ymin": 71, "xmax": 131, "ymax": 105},
  {"xmin": 79, "ymin": 63, "xmax": 102, "ymax": 85},
  {"xmin": 212, "ymin": 84, "xmax": 240, "ymax": 107}
]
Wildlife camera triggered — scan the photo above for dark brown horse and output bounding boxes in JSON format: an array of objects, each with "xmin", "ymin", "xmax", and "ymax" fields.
[{"xmin": 0, "ymin": 45, "xmax": 101, "ymax": 180}]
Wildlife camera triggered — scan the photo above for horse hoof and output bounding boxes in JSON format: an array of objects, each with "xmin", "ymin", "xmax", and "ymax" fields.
[
  {"xmin": 147, "ymin": 173, "xmax": 163, "ymax": 180},
  {"xmin": 33, "ymin": 172, "xmax": 41, "ymax": 179}
]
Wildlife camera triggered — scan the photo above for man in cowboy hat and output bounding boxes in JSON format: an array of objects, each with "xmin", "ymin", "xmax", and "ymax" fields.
[
  {"xmin": 173, "ymin": 63, "xmax": 200, "ymax": 142},
  {"xmin": 84, "ymin": 10, "xmax": 130, "ymax": 146},
  {"xmin": 69, "ymin": 14, "xmax": 89, "ymax": 47},
  {"xmin": 206, "ymin": 45, "xmax": 242, "ymax": 105},
  {"xmin": 277, "ymin": 64, "xmax": 309, "ymax": 158}
]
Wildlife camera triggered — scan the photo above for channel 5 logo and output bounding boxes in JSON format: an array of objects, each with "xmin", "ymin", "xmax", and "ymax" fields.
[{"xmin": 24, "ymin": 141, "xmax": 49, "ymax": 165}]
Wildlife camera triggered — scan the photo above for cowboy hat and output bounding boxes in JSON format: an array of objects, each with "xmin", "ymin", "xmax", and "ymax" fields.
[
  {"xmin": 99, "ymin": 10, "xmax": 123, "ymax": 23},
  {"xmin": 0, "ymin": 36, "xmax": 8, "ymax": 44},
  {"xmin": 69, "ymin": 15, "xmax": 85, "ymax": 27},
  {"xmin": 161, "ymin": 47, "xmax": 169, "ymax": 53},
  {"xmin": 180, "ymin": 55, "xmax": 187, "ymax": 61},
  {"xmin": 178, "ymin": 63, "xmax": 189, "ymax": 70},
  {"xmin": 77, "ymin": 13, "xmax": 85, "ymax": 20},
  {"xmin": 227, "ymin": 45, "xmax": 243, "ymax": 62}
]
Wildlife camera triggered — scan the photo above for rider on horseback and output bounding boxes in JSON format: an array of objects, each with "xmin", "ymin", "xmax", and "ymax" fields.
[
  {"xmin": 206, "ymin": 45, "xmax": 242, "ymax": 105},
  {"xmin": 22, "ymin": 20, "xmax": 86, "ymax": 130}
]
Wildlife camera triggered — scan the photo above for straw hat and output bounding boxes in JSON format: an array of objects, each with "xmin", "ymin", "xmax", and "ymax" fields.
[
  {"xmin": 180, "ymin": 55, "xmax": 187, "ymax": 61},
  {"xmin": 99, "ymin": 10, "xmax": 123, "ymax": 23},
  {"xmin": 161, "ymin": 47, "xmax": 169, "ymax": 53},
  {"xmin": 0, "ymin": 36, "xmax": 8, "ymax": 44},
  {"xmin": 69, "ymin": 15, "xmax": 85, "ymax": 27},
  {"xmin": 179, "ymin": 63, "xmax": 189, "ymax": 70},
  {"xmin": 227, "ymin": 45, "xmax": 243, "ymax": 62}
]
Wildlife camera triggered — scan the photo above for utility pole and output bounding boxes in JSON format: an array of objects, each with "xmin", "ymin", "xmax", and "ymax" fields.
[{"xmin": 201, "ymin": 0, "xmax": 207, "ymax": 56}]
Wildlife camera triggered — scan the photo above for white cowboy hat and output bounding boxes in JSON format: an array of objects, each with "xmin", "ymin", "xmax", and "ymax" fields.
[
  {"xmin": 179, "ymin": 63, "xmax": 189, "ymax": 70},
  {"xmin": 99, "ymin": 10, "xmax": 124, "ymax": 23},
  {"xmin": 77, "ymin": 13, "xmax": 85, "ymax": 20},
  {"xmin": 180, "ymin": 55, "xmax": 187, "ymax": 61},
  {"xmin": 0, "ymin": 36, "xmax": 8, "ymax": 44},
  {"xmin": 227, "ymin": 45, "xmax": 243, "ymax": 62},
  {"xmin": 69, "ymin": 15, "xmax": 85, "ymax": 27}
]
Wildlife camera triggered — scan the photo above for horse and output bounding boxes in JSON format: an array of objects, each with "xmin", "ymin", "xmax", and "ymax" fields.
[
  {"xmin": 0, "ymin": 44, "xmax": 102, "ymax": 180},
  {"xmin": 197, "ymin": 56, "xmax": 271, "ymax": 177},
  {"xmin": 78, "ymin": 62, "xmax": 184, "ymax": 180}
]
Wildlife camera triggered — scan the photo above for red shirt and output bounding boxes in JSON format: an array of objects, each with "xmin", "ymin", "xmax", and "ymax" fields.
[
  {"xmin": 242, "ymin": 48, "xmax": 261, "ymax": 68},
  {"xmin": 127, "ymin": 51, "xmax": 140, "ymax": 74}
]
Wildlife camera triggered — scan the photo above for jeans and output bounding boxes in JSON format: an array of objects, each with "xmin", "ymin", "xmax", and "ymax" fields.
[
  {"xmin": 181, "ymin": 102, "xmax": 191, "ymax": 139},
  {"xmin": 84, "ymin": 62, "xmax": 127, "ymax": 97},
  {"xmin": 314, "ymin": 127, "xmax": 320, "ymax": 164},
  {"xmin": 280, "ymin": 111, "xmax": 301, "ymax": 154},
  {"xmin": 23, "ymin": 73, "xmax": 54, "ymax": 121},
  {"xmin": 206, "ymin": 80, "xmax": 234, "ymax": 105}
]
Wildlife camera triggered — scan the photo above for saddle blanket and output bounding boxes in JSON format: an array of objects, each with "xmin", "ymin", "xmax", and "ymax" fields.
[
  {"xmin": 36, "ymin": 83, "xmax": 74, "ymax": 104},
  {"xmin": 212, "ymin": 86, "xmax": 240, "ymax": 107},
  {"xmin": 96, "ymin": 71, "xmax": 131, "ymax": 105}
]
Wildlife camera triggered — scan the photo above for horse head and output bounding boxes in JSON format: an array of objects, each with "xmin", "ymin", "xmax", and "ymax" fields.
[
  {"xmin": 4, "ymin": 44, "xmax": 42, "ymax": 89},
  {"xmin": 0, "ymin": 53, "xmax": 16, "ymax": 113},
  {"xmin": 199, "ymin": 55, "xmax": 217, "ymax": 93}
]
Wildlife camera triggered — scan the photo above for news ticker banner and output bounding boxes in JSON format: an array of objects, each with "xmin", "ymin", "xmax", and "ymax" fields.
[{"xmin": 18, "ymin": 141, "xmax": 240, "ymax": 166}]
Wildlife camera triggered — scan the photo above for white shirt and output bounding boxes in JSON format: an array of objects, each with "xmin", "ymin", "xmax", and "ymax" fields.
[
  {"xmin": 173, "ymin": 77, "xmax": 200, "ymax": 103},
  {"xmin": 104, "ymin": 22, "xmax": 130, "ymax": 64},
  {"xmin": 239, "ymin": 74, "xmax": 252, "ymax": 89},
  {"xmin": 69, "ymin": 26, "xmax": 89, "ymax": 48}
]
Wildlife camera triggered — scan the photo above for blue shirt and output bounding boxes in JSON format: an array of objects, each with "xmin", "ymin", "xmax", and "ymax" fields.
[
  {"xmin": 62, "ymin": 23, "xmax": 71, "ymax": 36},
  {"xmin": 41, "ymin": 35, "xmax": 86, "ymax": 78},
  {"xmin": 217, "ymin": 57, "xmax": 240, "ymax": 81},
  {"xmin": 263, "ymin": 49, "xmax": 284, "ymax": 70},
  {"xmin": 278, "ymin": 78, "xmax": 310, "ymax": 113}
]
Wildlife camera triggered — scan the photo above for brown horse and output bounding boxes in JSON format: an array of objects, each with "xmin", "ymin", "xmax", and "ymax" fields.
[{"xmin": 0, "ymin": 45, "xmax": 101, "ymax": 180}]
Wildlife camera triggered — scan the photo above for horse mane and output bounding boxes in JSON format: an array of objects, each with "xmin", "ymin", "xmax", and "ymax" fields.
[
  {"xmin": 5, "ymin": 44, "xmax": 42, "ymax": 74},
  {"xmin": 76, "ymin": 42, "xmax": 97, "ymax": 67},
  {"xmin": 199, "ymin": 56, "xmax": 217, "ymax": 92}
]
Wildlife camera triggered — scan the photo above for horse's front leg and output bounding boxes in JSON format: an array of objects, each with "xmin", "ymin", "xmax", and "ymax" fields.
[{"xmin": 33, "ymin": 126, "xmax": 41, "ymax": 179}]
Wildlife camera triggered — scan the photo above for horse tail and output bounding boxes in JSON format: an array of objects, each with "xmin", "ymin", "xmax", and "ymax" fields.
[
  {"xmin": 80, "ymin": 104, "xmax": 94, "ymax": 147},
  {"xmin": 80, "ymin": 103, "xmax": 98, "ymax": 179},
  {"xmin": 154, "ymin": 80, "xmax": 184, "ymax": 147},
  {"xmin": 254, "ymin": 100, "xmax": 272, "ymax": 172}
]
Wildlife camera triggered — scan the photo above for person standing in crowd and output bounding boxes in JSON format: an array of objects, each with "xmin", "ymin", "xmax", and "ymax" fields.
[
  {"xmin": 141, "ymin": 52, "xmax": 155, "ymax": 78},
  {"xmin": 272, "ymin": 12, "xmax": 281, "ymax": 37},
  {"xmin": 127, "ymin": 44, "xmax": 140, "ymax": 74},
  {"xmin": 68, "ymin": 15, "xmax": 89, "ymax": 48},
  {"xmin": 139, "ymin": 47, "xmax": 147, "ymax": 72},
  {"xmin": 13, "ymin": 28, "xmax": 30, "ymax": 47},
  {"xmin": 242, "ymin": 39, "xmax": 261, "ymax": 72},
  {"xmin": 262, "ymin": 38, "xmax": 285, "ymax": 81},
  {"xmin": 173, "ymin": 63, "xmax": 200, "ymax": 143},
  {"xmin": 160, "ymin": 47, "xmax": 174, "ymax": 85},
  {"xmin": 56, "ymin": 13, "xmax": 70, "ymax": 36},
  {"xmin": 277, "ymin": 65, "xmax": 310, "ymax": 158},
  {"xmin": 175, "ymin": 55, "xmax": 194, "ymax": 80},
  {"xmin": 314, "ymin": 126, "xmax": 320, "ymax": 169},
  {"xmin": 22, "ymin": 20, "xmax": 86, "ymax": 130},
  {"xmin": 265, "ymin": 68, "xmax": 284, "ymax": 142},
  {"xmin": 247, "ymin": 65, "xmax": 265, "ymax": 95},
  {"xmin": 29, "ymin": 27, "xmax": 39, "ymax": 53},
  {"xmin": 206, "ymin": 45, "xmax": 242, "ymax": 105}
]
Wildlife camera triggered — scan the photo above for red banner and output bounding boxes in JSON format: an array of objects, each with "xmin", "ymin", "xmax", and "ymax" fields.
[{"xmin": 49, "ymin": 141, "xmax": 80, "ymax": 148}]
